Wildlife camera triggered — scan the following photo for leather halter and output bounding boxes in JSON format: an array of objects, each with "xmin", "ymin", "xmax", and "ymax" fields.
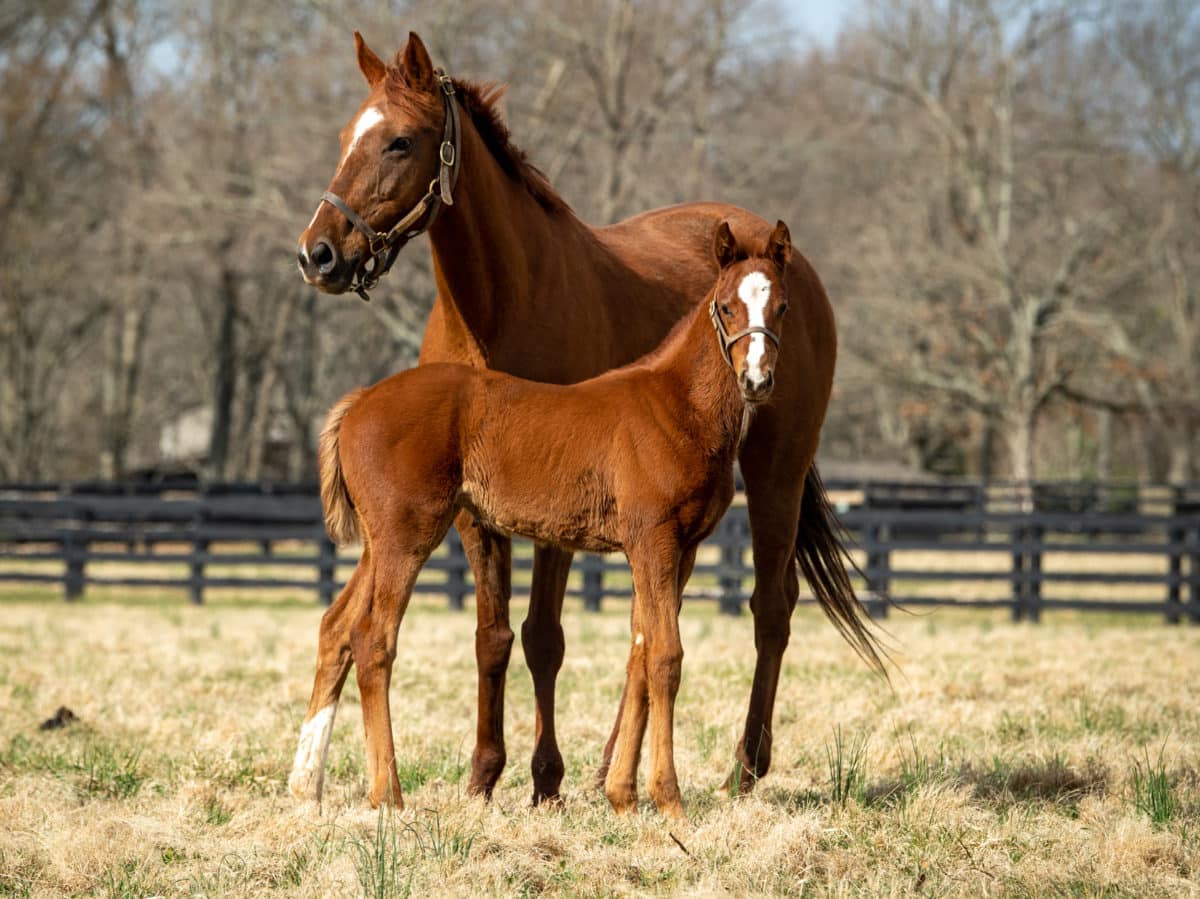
[
  {"xmin": 708, "ymin": 296, "xmax": 780, "ymax": 372},
  {"xmin": 320, "ymin": 69, "xmax": 461, "ymax": 301}
]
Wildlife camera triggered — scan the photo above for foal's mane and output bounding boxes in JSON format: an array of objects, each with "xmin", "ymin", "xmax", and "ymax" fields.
[{"xmin": 385, "ymin": 66, "xmax": 569, "ymax": 215}]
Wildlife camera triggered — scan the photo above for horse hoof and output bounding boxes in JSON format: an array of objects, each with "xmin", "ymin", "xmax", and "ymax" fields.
[{"xmin": 532, "ymin": 791, "xmax": 565, "ymax": 809}]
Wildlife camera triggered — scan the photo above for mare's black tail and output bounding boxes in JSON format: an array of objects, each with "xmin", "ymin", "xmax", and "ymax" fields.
[{"xmin": 795, "ymin": 464, "xmax": 890, "ymax": 678}]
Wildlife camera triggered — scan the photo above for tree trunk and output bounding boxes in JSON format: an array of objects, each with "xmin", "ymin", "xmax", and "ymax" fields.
[
  {"xmin": 245, "ymin": 291, "xmax": 296, "ymax": 481},
  {"xmin": 206, "ymin": 260, "xmax": 238, "ymax": 482}
]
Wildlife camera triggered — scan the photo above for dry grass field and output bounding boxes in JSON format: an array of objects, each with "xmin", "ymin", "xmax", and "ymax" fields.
[{"xmin": 0, "ymin": 590, "xmax": 1197, "ymax": 897}]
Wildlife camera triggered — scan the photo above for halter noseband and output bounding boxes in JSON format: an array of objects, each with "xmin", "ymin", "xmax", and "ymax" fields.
[
  {"xmin": 320, "ymin": 69, "xmax": 462, "ymax": 302},
  {"xmin": 708, "ymin": 297, "xmax": 780, "ymax": 372}
]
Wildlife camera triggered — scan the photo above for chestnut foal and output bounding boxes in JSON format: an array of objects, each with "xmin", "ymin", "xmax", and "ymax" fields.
[{"xmin": 293, "ymin": 221, "xmax": 791, "ymax": 815}]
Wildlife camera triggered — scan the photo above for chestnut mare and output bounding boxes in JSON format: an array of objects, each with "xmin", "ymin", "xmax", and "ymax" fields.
[
  {"xmin": 299, "ymin": 223, "xmax": 795, "ymax": 815},
  {"xmin": 294, "ymin": 32, "xmax": 883, "ymax": 807}
]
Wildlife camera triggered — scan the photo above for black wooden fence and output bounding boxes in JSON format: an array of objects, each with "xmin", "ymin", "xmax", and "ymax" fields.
[{"xmin": 1, "ymin": 479, "xmax": 1199, "ymax": 623}]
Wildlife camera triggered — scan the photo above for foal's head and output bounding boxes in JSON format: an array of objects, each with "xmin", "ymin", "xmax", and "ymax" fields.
[
  {"xmin": 297, "ymin": 32, "xmax": 451, "ymax": 295},
  {"xmin": 710, "ymin": 220, "xmax": 793, "ymax": 404}
]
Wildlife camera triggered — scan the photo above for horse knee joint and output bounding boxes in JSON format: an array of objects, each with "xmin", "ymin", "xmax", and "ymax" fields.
[
  {"xmin": 476, "ymin": 625, "xmax": 515, "ymax": 673},
  {"xmin": 521, "ymin": 619, "xmax": 565, "ymax": 671}
]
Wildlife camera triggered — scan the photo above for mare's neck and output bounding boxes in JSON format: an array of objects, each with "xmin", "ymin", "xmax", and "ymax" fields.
[
  {"xmin": 425, "ymin": 106, "xmax": 579, "ymax": 352},
  {"xmin": 655, "ymin": 300, "xmax": 749, "ymax": 458}
]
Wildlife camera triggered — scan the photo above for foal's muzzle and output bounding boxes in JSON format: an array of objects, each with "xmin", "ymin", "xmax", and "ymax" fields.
[{"xmin": 739, "ymin": 369, "xmax": 775, "ymax": 404}]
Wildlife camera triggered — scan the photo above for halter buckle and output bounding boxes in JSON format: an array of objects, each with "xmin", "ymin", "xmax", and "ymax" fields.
[{"xmin": 440, "ymin": 141, "xmax": 456, "ymax": 167}]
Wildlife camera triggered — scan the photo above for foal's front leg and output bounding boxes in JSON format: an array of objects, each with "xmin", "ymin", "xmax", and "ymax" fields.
[
  {"xmin": 605, "ymin": 538, "xmax": 686, "ymax": 818},
  {"xmin": 596, "ymin": 544, "xmax": 696, "ymax": 793}
]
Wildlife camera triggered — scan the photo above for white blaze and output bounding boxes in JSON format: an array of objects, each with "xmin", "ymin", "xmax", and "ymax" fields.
[
  {"xmin": 336, "ymin": 106, "xmax": 384, "ymax": 174},
  {"xmin": 738, "ymin": 271, "xmax": 772, "ymax": 384},
  {"xmin": 288, "ymin": 703, "xmax": 338, "ymax": 802}
]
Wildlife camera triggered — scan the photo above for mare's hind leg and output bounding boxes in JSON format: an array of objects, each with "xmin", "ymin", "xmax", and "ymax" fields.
[
  {"xmin": 729, "ymin": 420, "xmax": 807, "ymax": 794},
  {"xmin": 457, "ymin": 512, "xmax": 515, "ymax": 798},
  {"xmin": 289, "ymin": 549, "xmax": 372, "ymax": 802},
  {"xmin": 595, "ymin": 545, "xmax": 696, "ymax": 790},
  {"xmin": 522, "ymin": 544, "xmax": 573, "ymax": 804},
  {"xmin": 354, "ymin": 521, "xmax": 450, "ymax": 808}
]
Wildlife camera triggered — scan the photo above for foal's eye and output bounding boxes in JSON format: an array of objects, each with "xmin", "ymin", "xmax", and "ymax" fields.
[
  {"xmin": 386, "ymin": 136, "xmax": 414, "ymax": 155},
  {"xmin": 779, "ymin": 303, "xmax": 789, "ymax": 317},
  {"xmin": 720, "ymin": 303, "xmax": 731, "ymax": 316}
]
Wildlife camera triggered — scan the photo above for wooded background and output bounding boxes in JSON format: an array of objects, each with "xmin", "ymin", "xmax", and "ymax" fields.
[{"xmin": 2, "ymin": 0, "xmax": 1196, "ymax": 485}]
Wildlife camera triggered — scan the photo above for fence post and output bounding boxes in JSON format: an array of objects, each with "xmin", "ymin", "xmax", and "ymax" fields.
[
  {"xmin": 445, "ymin": 527, "xmax": 468, "ymax": 611},
  {"xmin": 63, "ymin": 530, "xmax": 86, "ymax": 601},
  {"xmin": 189, "ymin": 539, "xmax": 208, "ymax": 605},
  {"xmin": 718, "ymin": 517, "xmax": 744, "ymax": 616},
  {"xmin": 1010, "ymin": 522, "xmax": 1025, "ymax": 622},
  {"xmin": 1188, "ymin": 523, "xmax": 1200, "ymax": 626},
  {"xmin": 865, "ymin": 520, "xmax": 891, "ymax": 619},
  {"xmin": 581, "ymin": 553, "xmax": 603, "ymax": 612},
  {"xmin": 317, "ymin": 534, "xmax": 337, "ymax": 606},
  {"xmin": 1167, "ymin": 522, "xmax": 1184, "ymax": 625},
  {"xmin": 1026, "ymin": 523, "xmax": 1043, "ymax": 623}
]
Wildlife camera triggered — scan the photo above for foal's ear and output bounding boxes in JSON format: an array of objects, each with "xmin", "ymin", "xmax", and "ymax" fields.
[
  {"xmin": 354, "ymin": 32, "xmax": 387, "ymax": 87},
  {"xmin": 766, "ymin": 220, "xmax": 792, "ymax": 270},
  {"xmin": 713, "ymin": 221, "xmax": 740, "ymax": 269},
  {"xmin": 398, "ymin": 31, "xmax": 437, "ymax": 92}
]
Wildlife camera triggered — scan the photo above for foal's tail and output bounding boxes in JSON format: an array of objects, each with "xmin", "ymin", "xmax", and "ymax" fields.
[
  {"xmin": 318, "ymin": 388, "xmax": 366, "ymax": 546},
  {"xmin": 796, "ymin": 464, "xmax": 890, "ymax": 678}
]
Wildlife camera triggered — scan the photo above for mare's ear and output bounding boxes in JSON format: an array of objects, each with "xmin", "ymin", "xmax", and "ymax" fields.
[
  {"xmin": 398, "ymin": 31, "xmax": 437, "ymax": 92},
  {"xmin": 713, "ymin": 221, "xmax": 740, "ymax": 268},
  {"xmin": 355, "ymin": 32, "xmax": 387, "ymax": 87},
  {"xmin": 766, "ymin": 220, "xmax": 792, "ymax": 270}
]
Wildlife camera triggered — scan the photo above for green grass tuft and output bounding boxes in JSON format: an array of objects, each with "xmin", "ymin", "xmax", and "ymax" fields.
[
  {"xmin": 1131, "ymin": 744, "xmax": 1179, "ymax": 827},
  {"xmin": 825, "ymin": 726, "xmax": 869, "ymax": 808}
]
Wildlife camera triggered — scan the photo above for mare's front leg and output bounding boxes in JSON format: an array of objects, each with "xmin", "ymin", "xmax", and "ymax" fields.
[
  {"xmin": 289, "ymin": 549, "xmax": 372, "ymax": 803},
  {"xmin": 457, "ymin": 512, "xmax": 515, "ymax": 798},
  {"xmin": 522, "ymin": 544, "xmax": 573, "ymax": 804},
  {"xmin": 729, "ymin": 417, "xmax": 806, "ymax": 794}
]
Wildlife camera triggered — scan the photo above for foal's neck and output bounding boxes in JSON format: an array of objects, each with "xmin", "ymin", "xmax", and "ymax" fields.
[{"xmin": 657, "ymin": 300, "xmax": 749, "ymax": 458}]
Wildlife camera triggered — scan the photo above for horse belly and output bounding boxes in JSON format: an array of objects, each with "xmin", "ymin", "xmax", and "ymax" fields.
[{"xmin": 458, "ymin": 474, "xmax": 620, "ymax": 554}]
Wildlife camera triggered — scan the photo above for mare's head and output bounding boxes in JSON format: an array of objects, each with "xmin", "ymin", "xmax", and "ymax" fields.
[
  {"xmin": 297, "ymin": 32, "xmax": 453, "ymax": 295},
  {"xmin": 709, "ymin": 220, "xmax": 792, "ymax": 404}
]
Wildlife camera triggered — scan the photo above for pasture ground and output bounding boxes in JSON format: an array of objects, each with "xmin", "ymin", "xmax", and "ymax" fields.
[{"xmin": 0, "ymin": 593, "xmax": 1197, "ymax": 897}]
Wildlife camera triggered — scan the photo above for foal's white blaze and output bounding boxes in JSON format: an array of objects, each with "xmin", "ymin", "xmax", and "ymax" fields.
[
  {"xmin": 738, "ymin": 271, "xmax": 772, "ymax": 385},
  {"xmin": 288, "ymin": 703, "xmax": 338, "ymax": 801}
]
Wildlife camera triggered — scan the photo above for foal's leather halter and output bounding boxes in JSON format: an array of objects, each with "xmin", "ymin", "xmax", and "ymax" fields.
[
  {"xmin": 708, "ymin": 297, "xmax": 781, "ymax": 372},
  {"xmin": 320, "ymin": 69, "xmax": 462, "ymax": 302}
]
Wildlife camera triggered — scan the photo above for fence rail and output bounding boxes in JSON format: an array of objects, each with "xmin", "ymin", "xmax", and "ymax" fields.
[{"xmin": 2, "ymin": 480, "xmax": 1199, "ymax": 622}]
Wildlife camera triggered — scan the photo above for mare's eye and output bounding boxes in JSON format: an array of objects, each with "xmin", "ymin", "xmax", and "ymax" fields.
[
  {"xmin": 779, "ymin": 303, "xmax": 789, "ymax": 317},
  {"xmin": 386, "ymin": 136, "xmax": 414, "ymax": 155},
  {"xmin": 721, "ymin": 303, "xmax": 731, "ymax": 316}
]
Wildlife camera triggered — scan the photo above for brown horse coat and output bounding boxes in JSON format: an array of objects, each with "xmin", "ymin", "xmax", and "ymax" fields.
[
  {"xmin": 294, "ymin": 31, "xmax": 884, "ymax": 809},
  {"xmin": 308, "ymin": 224, "xmax": 790, "ymax": 813}
]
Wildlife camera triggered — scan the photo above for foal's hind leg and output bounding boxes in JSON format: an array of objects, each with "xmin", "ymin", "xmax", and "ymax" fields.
[
  {"xmin": 353, "ymin": 528, "xmax": 447, "ymax": 808},
  {"xmin": 457, "ymin": 512, "xmax": 515, "ymax": 799},
  {"xmin": 289, "ymin": 549, "xmax": 372, "ymax": 802}
]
